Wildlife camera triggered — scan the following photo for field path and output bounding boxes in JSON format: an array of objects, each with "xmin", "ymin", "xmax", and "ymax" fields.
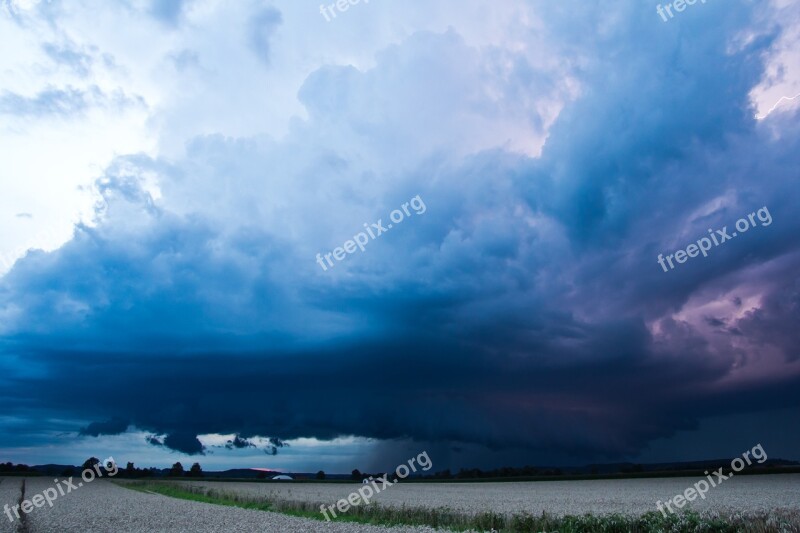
[
  {"xmin": 0, "ymin": 478, "xmax": 24, "ymax": 533},
  {"xmin": 5, "ymin": 477, "xmax": 437, "ymax": 533}
]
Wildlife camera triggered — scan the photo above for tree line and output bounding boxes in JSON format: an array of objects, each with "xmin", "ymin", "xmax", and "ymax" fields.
[{"xmin": 0, "ymin": 460, "xmax": 205, "ymax": 478}]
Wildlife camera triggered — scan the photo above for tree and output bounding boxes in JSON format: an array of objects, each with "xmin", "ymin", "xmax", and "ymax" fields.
[
  {"xmin": 434, "ymin": 469, "xmax": 452, "ymax": 479},
  {"xmin": 82, "ymin": 457, "xmax": 100, "ymax": 472},
  {"xmin": 169, "ymin": 462, "xmax": 184, "ymax": 477},
  {"xmin": 316, "ymin": 470, "xmax": 326, "ymax": 480},
  {"xmin": 351, "ymin": 469, "xmax": 362, "ymax": 481},
  {"xmin": 126, "ymin": 462, "xmax": 136, "ymax": 477},
  {"xmin": 188, "ymin": 462, "xmax": 203, "ymax": 477}
]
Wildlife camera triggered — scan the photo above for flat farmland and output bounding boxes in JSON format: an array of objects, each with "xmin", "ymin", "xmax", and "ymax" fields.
[
  {"xmin": 175, "ymin": 474, "xmax": 800, "ymax": 517},
  {"xmin": 3, "ymin": 475, "xmax": 800, "ymax": 531},
  {"xmin": 1, "ymin": 477, "xmax": 438, "ymax": 533}
]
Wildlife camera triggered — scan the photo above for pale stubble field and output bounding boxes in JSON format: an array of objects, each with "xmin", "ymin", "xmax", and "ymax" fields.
[
  {"xmin": 4, "ymin": 475, "xmax": 800, "ymax": 532},
  {"xmin": 176, "ymin": 474, "xmax": 800, "ymax": 517}
]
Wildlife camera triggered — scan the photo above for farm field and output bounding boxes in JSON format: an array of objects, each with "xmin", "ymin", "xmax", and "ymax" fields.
[
  {"xmin": 174, "ymin": 474, "xmax": 800, "ymax": 517},
  {"xmin": 2, "ymin": 475, "xmax": 800, "ymax": 531},
  {"xmin": 0, "ymin": 477, "xmax": 438, "ymax": 533}
]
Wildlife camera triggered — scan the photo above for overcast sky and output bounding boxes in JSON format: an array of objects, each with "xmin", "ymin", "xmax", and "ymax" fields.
[{"xmin": 1, "ymin": 0, "xmax": 799, "ymax": 472}]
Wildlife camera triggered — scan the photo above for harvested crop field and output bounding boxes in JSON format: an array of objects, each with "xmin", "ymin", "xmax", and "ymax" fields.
[
  {"xmin": 0, "ymin": 477, "xmax": 437, "ymax": 533},
  {"xmin": 3, "ymin": 475, "xmax": 800, "ymax": 532},
  {"xmin": 173, "ymin": 474, "xmax": 800, "ymax": 517}
]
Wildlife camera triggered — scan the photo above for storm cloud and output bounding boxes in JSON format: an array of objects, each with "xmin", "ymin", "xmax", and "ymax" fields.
[{"xmin": 0, "ymin": 0, "xmax": 798, "ymax": 467}]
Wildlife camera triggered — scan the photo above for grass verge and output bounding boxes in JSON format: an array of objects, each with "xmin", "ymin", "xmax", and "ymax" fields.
[{"xmin": 120, "ymin": 481, "xmax": 800, "ymax": 532}]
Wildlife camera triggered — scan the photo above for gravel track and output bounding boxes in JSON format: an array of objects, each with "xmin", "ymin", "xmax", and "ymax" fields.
[
  {"xmin": 180, "ymin": 474, "xmax": 800, "ymax": 517},
  {"xmin": 2, "ymin": 477, "xmax": 438, "ymax": 532},
  {"xmin": 0, "ymin": 478, "xmax": 23, "ymax": 533}
]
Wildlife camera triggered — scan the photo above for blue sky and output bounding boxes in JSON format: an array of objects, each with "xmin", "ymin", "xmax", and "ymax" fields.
[{"xmin": 1, "ymin": 0, "xmax": 799, "ymax": 472}]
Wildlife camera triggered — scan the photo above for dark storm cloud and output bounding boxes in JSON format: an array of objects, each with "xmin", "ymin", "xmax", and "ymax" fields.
[
  {"xmin": 163, "ymin": 433, "xmax": 205, "ymax": 455},
  {"xmin": 146, "ymin": 435, "xmax": 164, "ymax": 447},
  {"xmin": 79, "ymin": 418, "xmax": 130, "ymax": 437},
  {"xmin": 3, "ymin": 332, "xmax": 797, "ymax": 460},
  {"xmin": 1, "ymin": 0, "xmax": 799, "ymax": 464},
  {"xmin": 224, "ymin": 436, "xmax": 255, "ymax": 450}
]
